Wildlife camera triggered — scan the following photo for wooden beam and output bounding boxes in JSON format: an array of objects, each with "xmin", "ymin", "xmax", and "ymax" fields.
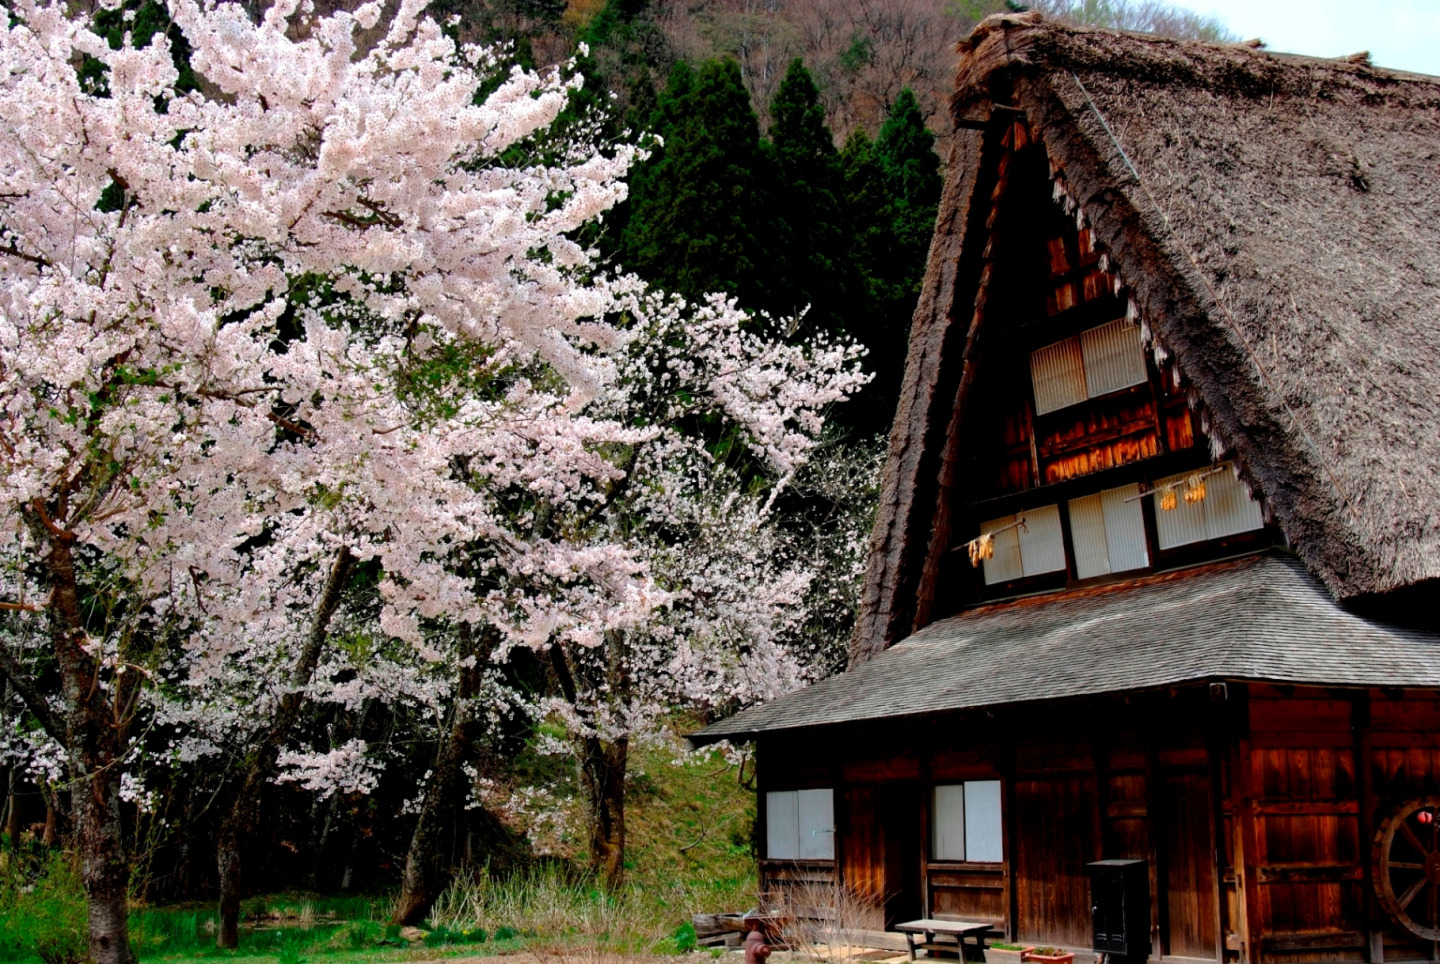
[
  {"xmin": 1354, "ymin": 693, "xmax": 1382, "ymax": 964},
  {"xmin": 1233, "ymin": 685, "xmax": 1265, "ymax": 964}
]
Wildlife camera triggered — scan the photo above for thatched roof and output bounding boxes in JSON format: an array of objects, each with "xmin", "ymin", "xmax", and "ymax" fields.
[
  {"xmin": 695, "ymin": 553, "xmax": 1440, "ymax": 745},
  {"xmin": 852, "ymin": 14, "xmax": 1440, "ymax": 663}
]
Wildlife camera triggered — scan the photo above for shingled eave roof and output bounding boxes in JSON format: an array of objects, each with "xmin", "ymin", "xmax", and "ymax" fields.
[
  {"xmin": 851, "ymin": 15, "xmax": 1440, "ymax": 664},
  {"xmin": 696, "ymin": 553, "xmax": 1440, "ymax": 745}
]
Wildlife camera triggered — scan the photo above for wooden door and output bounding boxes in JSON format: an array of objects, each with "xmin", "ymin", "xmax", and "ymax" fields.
[
  {"xmin": 880, "ymin": 783, "xmax": 923, "ymax": 927},
  {"xmin": 1014, "ymin": 775, "xmax": 1098, "ymax": 947},
  {"xmin": 1160, "ymin": 768, "xmax": 1220, "ymax": 959}
]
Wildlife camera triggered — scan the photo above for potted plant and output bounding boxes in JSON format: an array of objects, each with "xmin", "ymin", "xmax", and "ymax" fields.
[
  {"xmin": 986, "ymin": 943, "xmax": 1036, "ymax": 964},
  {"xmin": 1023, "ymin": 948, "xmax": 1075, "ymax": 964}
]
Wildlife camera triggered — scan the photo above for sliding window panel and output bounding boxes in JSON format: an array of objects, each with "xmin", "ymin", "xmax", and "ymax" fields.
[
  {"xmin": 1068, "ymin": 493, "xmax": 1111, "ymax": 579},
  {"xmin": 933, "ymin": 785, "xmax": 967, "ymax": 861},
  {"xmin": 767, "ymin": 791, "xmax": 800, "ymax": 860},
  {"xmin": 1017, "ymin": 504, "xmax": 1067, "ymax": 577},
  {"xmin": 1153, "ymin": 471, "xmax": 1208, "ymax": 550},
  {"xmin": 1080, "ymin": 319, "xmax": 1147, "ymax": 397},
  {"xmin": 1030, "ymin": 337, "xmax": 1087, "ymax": 415},
  {"xmin": 964, "ymin": 780, "xmax": 1004, "ymax": 863},
  {"xmin": 1100, "ymin": 484, "xmax": 1150, "ymax": 572},
  {"xmin": 797, "ymin": 788, "xmax": 835, "ymax": 860},
  {"xmin": 981, "ymin": 515, "xmax": 1025, "ymax": 585},
  {"xmin": 1204, "ymin": 469, "xmax": 1265, "ymax": 539}
]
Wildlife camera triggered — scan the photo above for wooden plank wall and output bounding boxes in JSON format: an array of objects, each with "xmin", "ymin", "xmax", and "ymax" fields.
[
  {"xmin": 759, "ymin": 691, "xmax": 1224, "ymax": 959},
  {"xmin": 758, "ymin": 685, "xmax": 1440, "ymax": 962},
  {"xmin": 1238, "ymin": 684, "xmax": 1440, "ymax": 964}
]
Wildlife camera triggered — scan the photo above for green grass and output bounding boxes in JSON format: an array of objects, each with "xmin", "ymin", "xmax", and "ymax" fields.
[{"xmin": 0, "ymin": 740, "xmax": 756, "ymax": 963}]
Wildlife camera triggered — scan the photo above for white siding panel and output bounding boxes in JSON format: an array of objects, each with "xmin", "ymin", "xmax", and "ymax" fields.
[
  {"xmin": 933, "ymin": 785, "xmax": 966, "ymax": 861},
  {"xmin": 1068, "ymin": 493, "xmax": 1111, "ymax": 579},
  {"xmin": 1080, "ymin": 319, "xmax": 1148, "ymax": 397},
  {"xmin": 1100, "ymin": 484, "xmax": 1150, "ymax": 572},
  {"xmin": 797, "ymin": 788, "xmax": 835, "ymax": 860},
  {"xmin": 1154, "ymin": 476, "xmax": 1208, "ymax": 549},
  {"xmin": 1030, "ymin": 337, "xmax": 1087, "ymax": 415},
  {"xmin": 1018, "ymin": 504, "xmax": 1067, "ymax": 576},
  {"xmin": 1206, "ymin": 469, "xmax": 1266, "ymax": 539},
  {"xmin": 964, "ymin": 780, "xmax": 1004, "ymax": 863},
  {"xmin": 1153, "ymin": 463, "xmax": 1263, "ymax": 548},
  {"xmin": 767, "ymin": 791, "xmax": 799, "ymax": 860},
  {"xmin": 981, "ymin": 515, "xmax": 1025, "ymax": 585}
]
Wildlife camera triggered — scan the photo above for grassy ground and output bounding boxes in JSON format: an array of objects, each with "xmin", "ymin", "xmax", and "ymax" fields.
[{"xmin": 0, "ymin": 742, "xmax": 757, "ymax": 963}]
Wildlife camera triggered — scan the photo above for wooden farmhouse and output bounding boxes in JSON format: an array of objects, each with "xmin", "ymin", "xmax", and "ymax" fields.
[{"xmin": 693, "ymin": 13, "xmax": 1440, "ymax": 964}]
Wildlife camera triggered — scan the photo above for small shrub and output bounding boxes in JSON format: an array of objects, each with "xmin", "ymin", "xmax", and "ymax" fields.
[
  {"xmin": 494, "ymin": 925, "xmax": 519, "ymax": 941},
  {"xmin": 668, "ymin": 922, "xmax": 697, "ymax": 954},
  {"xmin": 0, "ymin": 851, "xmax": 89, "ymax": 964}
]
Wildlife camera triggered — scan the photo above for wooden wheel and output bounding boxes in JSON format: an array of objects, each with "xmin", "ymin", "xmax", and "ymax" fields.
[{"xmin": 1374, "ymin": 796, "xmax": 1440, "ymax": 940}]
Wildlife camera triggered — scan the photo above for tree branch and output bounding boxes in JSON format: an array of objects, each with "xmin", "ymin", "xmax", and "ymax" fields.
[{"xmin": 0, "ymin": 639, "xmax": 67, "ymax": 746}]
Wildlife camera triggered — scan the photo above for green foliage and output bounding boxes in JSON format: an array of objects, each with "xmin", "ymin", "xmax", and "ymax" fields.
[
  {"xmin": 0, "ymin": 850, "xmax": 88, "ymax": 964},
  {"xmin": 764, "ymin": 59, "xmax": 860, "ymax": 341},
  {"xmin": 619, "ymin": 59, "xmax": 773, "ymax": 308},
  {"xmin": 669, "ymin": 921, "xmax": 698, "ymax": 953}
]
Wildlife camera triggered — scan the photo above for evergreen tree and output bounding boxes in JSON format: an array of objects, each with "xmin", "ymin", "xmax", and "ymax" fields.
[
  {"xmin": 765, "ymin": 58, "xmax": 857, "ymax": 340},
  {"xmin": 836, "ymin": 91, "xmax": 943, "ymax": 436},
  {"xmin": 618, "ymin": 59, "xmax": 775, "ymax": 309},
  {"xmin": 876, "ymin": 87, "xmax": 943, "ymax": 291}
]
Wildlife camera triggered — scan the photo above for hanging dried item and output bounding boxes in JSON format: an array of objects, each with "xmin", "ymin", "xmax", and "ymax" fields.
[
  {"xmin": 967, "ymin": 532, "xmax": 996, "ymax": 567},
  {"xmin": 1159, "ymin": 485, "xmax": 1178, "ymax": 512},
  {"xmin": 1184, "ymin": 473, "xmax": 1208, "ymax": 504}
]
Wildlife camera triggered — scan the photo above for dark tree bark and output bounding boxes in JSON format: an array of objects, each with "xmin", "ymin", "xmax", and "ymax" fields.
[
  {"xmin": 580, "ymin": 734, "xmax": 628, "ymax": 889},
  {"xmin": 392, "ymin": 625, "xmax": 491, "ymax": 926},
  {"xmin": 215, "ymin": 546, "xmax": 354, "ymax": 948},
  {"xmin": 548, "ymin": 634, "xmax": 630, "ymax": 890},
  {"xmin": 29, "ymin": 513, "xmax": 139, "ymax": 964}
]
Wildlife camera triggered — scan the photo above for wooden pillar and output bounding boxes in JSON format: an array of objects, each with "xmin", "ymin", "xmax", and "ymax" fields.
[
  {"xmin": 1353, "ymin": 692, "xmax": 1382, "ymax": 964},
  {"xmin": 1144, "ymin": 705, "xmax": 1171, "ymax": 958},
  {"xmin": 1208, "ymin": 687, "xmax": 1232, "ymax": 964},
  {"xmin": 1230, "ymin": 685, "xmax": 1263, "ymax": 964}
]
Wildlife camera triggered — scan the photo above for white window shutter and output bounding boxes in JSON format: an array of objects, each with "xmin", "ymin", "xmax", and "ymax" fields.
[
  {"xmin": 1153, "ymin": 464, "xmax": 1263, "ymax": 549},
  {"xmin": 1030, "ymin": 337, "xmax": 1087, "ymax": 415},
  {"xmin": 1080, "ymin": 319, "xmax": 1148, "ymax": 397},
  {"xmin": 964, "ymin": 781, "xmax": 1005, "ymax": 863},
  {"xmin": 1205, "ymin": 469, "xmax": 1265, "ymax": 539},
  {"xmin": 1100, "ymin": 484, "xmax": 1150, "ymax": 573},
  {"xmin": 1068, "ymin": 492, "xmax": 1111, "ymax": 579},
  {"xmin": 1018, "ymin": 504, "xmax": 1067, "ymax": 576},
  {"xmin": 797, "ymin": 789, "xmax": 835, "ymax": 860},
  {"xmin": 933, "ymin": 785, "xmax": 967, "ymax": 861},
  {"xmin": 981, "ymin": 515, "xmax": 1025, "ymax": 585},
  {"xmin": 767, "ymin": 791, "xmax": 800, "ymax": 860}
]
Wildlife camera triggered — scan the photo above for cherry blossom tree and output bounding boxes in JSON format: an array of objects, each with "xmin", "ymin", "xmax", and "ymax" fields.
[{"xmin": 0, "ymin": 0, "xmax": 866, "ymax": 957}]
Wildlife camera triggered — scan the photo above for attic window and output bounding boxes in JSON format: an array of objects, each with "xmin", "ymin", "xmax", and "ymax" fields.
[
  {"xmin": 980, "ymin": 504, "xmax": 1066, "ymax": 585},
  {"xmin": 1030, "ymin": 319, "xmax": 1147, "ymax": 415},
  {"xmin": 1068, "ymin": 484, "xmax": 1150, "ymax": 579},
  {"xmin": 1152, "ymin": 463, "xmax": 1264, "ymax": 549},
  {"xmin": 766, "ymin": 789, "xmax": 835, "ymax": 860}
]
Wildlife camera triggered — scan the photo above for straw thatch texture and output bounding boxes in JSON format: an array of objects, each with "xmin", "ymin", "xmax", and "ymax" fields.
[{"xmin": 853, "ymin": 14, "xmax": 1440, "ymax": 663}]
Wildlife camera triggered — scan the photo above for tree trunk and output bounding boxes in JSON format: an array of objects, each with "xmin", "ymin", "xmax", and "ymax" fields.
[
  {"xmin": 392, "ymin": 625, "xmax": 490, "ymax": 926},
  {"xmin": 548, "ymin": 636, "xmax": 631, "ymax": 891},
  {"xmin": 215, "ymin": 546, "xmax": 354, "ymax": 948},
  {"xmin": 3, "ymin": 766, "xmax": 20, "ymax": 846},
  {"xmin": 580, "ymin": 734, "xmax": 628, "ymax": 890},
  {"xmin": 33, "ymin": 517, "xmax": 138, "ymax": 964}
]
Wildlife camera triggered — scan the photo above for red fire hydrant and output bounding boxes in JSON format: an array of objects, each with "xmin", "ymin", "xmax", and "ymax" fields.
[{"xmin": 744, "ymin": 918, "xmax": 772, "ymax": 964}]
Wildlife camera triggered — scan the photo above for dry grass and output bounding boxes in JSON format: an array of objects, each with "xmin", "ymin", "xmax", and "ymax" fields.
[{"xmin": 774, "ymin": 880, "xmax": 886, "ymax": 964}]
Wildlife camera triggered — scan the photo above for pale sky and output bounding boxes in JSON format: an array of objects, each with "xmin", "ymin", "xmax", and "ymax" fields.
[{"xmin": 1165, "ymin": 0, "xmax": 1440, "ymax": 76}]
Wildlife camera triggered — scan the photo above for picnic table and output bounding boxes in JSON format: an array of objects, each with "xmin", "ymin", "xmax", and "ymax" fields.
[{"xmin": 894, "ymin": 919, "xmax": 994, "ymax": 961}]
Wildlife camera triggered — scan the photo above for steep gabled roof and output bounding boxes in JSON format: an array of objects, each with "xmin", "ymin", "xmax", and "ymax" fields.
[
  {"xmin": 852, "ymin": 14, "xmax": 1440, "ymax": 662},
  {"xmin": 696, "ymin": 553, "xmax": 1440, "ymax": 744}
]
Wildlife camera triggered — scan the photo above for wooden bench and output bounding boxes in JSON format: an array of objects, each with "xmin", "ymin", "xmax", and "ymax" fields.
[{"xmin": 894, "ymin": 919, "xmax": 993, "ymax": 961}]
